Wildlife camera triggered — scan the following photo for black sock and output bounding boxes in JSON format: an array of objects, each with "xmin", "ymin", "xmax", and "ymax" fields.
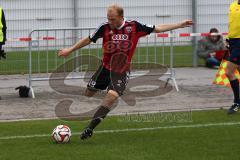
[
  {"xmin": 87, "ymin": 106, "xmax": 110, "ymax": 130},
  {"xmin": 230, "ymin": 79, "xmax": 240, "ymax": 103}
]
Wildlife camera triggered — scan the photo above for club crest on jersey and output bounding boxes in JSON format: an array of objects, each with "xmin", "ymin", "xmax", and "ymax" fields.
[
  {"xmin": 112, "ymin": 34, "xmax": 129, "ymax": 41},
  {"xmin": 125, "ymin": 26, "xmax": 132, "ymax": 33}
]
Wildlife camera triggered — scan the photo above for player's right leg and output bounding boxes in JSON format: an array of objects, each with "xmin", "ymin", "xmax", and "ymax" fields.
[
  {"xmin": 85, "ymin": 65, "xmax": 109, "ymax": 97},
  {"xmin": 84, "ymin": 88, "xmax": 97, "ymax": 97},
  {"xmin": 226, "ymin": 39, "xmax": 240, "ymax": 114},
  {"xmin": 80, "ymin": 65, "xmax": 111, "ymax": 139},
  {"xmin": 226, "ymin": 62, "xmax": 240, "ymax": 114},
  {"xmin": 80, "ymin": 90, "xmax": 119, "ymax": 140}
]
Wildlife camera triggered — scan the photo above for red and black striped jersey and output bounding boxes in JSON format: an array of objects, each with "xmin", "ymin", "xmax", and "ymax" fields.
[{"xmin": 89, "ymin": 19, "xmax": 155, "ymax": 73}]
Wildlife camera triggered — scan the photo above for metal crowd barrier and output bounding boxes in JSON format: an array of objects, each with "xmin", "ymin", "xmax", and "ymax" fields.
[{"xmin": 27, "ymin": 27, "xmax": 188, "ymax": 98}]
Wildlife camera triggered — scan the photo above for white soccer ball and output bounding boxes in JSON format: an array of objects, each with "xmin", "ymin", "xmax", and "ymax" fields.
[{"xmin": 52, "ymin": 125, "xmax": 71, "ymax": 143}]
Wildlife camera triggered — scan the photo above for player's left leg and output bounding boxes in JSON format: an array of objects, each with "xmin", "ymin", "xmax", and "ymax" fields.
[
  {"xmin": 80, "ymin": 90, "xmax": 119, "ymax": 140},
  {"xmin": 80, "ymin": 71, "xmax": 128, "ymax": 140}
]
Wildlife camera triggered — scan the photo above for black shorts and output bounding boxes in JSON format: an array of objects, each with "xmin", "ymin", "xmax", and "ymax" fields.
[
  {"xmin": 87, "ymin": 65, "xmax": 128, "ymax": 96},
  {"xmin": 228, "ymin": 38, "xmax": 240, "ymax": 65}
]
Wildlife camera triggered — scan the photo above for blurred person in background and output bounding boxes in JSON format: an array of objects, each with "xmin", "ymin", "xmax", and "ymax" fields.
[{"xmin": 197, "ymin": 28, "xmax": 228, "ymax": 68}]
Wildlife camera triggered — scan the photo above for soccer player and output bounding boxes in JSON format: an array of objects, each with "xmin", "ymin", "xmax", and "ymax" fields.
[
  {"xmin": 58, "ymin": 4, "xmax": 193, "ymax": 139},
  {"xmin": 0, "ymin": 7, "xmax": 6, "ymax": 60},
  {"xmin": 225, "ymin": 0, "xmax": 240, "ymax": 114},
  {"xmin": 0, "ymin": 7, "xmax": 7, "ymax": 100}
]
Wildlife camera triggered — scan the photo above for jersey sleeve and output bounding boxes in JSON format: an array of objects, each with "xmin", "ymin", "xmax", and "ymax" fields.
[
  {"xmin": 89, "ymin": 23, "xmax": 105, "ymax": 43},
  {"xmin": 135, "ymin": 21, "xmax": 155, "ymax": 37}
]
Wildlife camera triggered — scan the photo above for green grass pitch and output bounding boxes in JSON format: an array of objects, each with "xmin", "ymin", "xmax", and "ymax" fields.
[{"xmin": 0, "ymin": 110, "xmax": 240, "ymax": 160}]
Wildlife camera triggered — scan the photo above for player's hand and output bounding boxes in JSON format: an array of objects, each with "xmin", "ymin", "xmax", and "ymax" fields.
[
  {"xmin": 209, "ymin": 52, "xmax": 216, "ymax": 57},
  {"xmin": 179, "ymin": 20, "xmax": 193, "ymax": 28},
  {"xmin": 57, "ymin": 48, "xmax": 72, "ymax": 57}
]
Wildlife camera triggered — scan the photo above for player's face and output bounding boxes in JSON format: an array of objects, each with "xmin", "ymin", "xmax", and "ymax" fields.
[
  {"xmin": 107, "ymin": 9, "xmax": 123, "ymax": 29},
  {"xmin": 209, "ymin": 35, "xmax": 218, "ymax": 42},
  {"xmin": 209, "ymin": 31, "xmax": 220, "ymax": 42}
]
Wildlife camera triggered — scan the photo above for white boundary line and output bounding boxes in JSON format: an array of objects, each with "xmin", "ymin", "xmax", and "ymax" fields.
[{"xmin": 0, "ymin": 121, "xmax": 239, "ymax": 140}]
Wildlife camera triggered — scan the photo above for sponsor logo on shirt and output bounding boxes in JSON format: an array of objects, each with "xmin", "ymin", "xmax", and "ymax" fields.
[
  {"xmin": 112, "ymin": 34, "xmax": 129, "ymax": 41},
  {"xmin": 125, "ymin": 26, "xmax": 132, "ymax": 33}
]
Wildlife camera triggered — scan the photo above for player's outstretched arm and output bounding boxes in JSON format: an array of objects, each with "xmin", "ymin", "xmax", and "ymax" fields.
[
  {"xmin": 58, "ymin": 37, "xmax": 91, "ymax": 57},
  {"xmin": 154, "ymin": 20, "xmax": 193, "ymax": 33}
]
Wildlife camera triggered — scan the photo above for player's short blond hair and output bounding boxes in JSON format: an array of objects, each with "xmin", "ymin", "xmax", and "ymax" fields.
[{"xmin": 107, "ymin": 4, "xmax": 124, "ymax": 17}]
